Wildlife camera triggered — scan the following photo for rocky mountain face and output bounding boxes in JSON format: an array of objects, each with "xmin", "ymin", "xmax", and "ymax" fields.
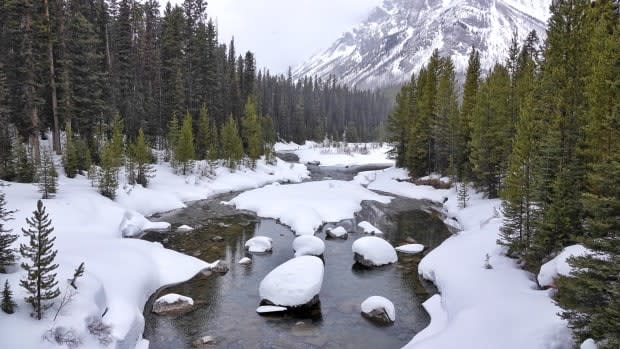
[{"xmin": 293, "ymin": 0, "xmax": 551, "ymax": 89}]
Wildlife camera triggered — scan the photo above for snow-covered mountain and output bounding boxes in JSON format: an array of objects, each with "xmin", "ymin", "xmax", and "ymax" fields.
[{"xmin": 293, "ymin": 0, "xmax": 551, "ymax": 88}]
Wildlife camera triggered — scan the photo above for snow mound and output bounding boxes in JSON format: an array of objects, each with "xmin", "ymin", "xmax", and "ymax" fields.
[
  {"xmin": 396, "ymin": 244, "xmax": 425, "ymax": 255},
  {"xmin": 538, "ymin": 244, "xmax": 590, "ymax": 287},
  {"xmin": 238, "ymin": 257, "xmax": 252, "ymax": 265},
  {"xmin": 326, "ymin": 226, "xmax": 348, "ymax": 239},
  {"xmin": 259, "ymin": 256, "xmax": 324, "ymax": 307},
  {"xmin": 155, "ymin": 293, "xmax": 194, "ymax": 305},
  {"xmin": 228, "ymin": 180, "xmax": 391, "ymax": 235},
  {"xmin": 176, "ymin": 224, "xmax": 194, "ymax": 232},
  {"xmin": 352, "ymin": 236, "xmax": 397, "ymax": 267},
  {"xmin": 358, "ymin": 221, "xmax": 383, "ymax": 235},
  {"xmin": 361, "ymin": 296, "xmax": 396, "ymax": 323},
  {"xmin": 119, "ymin": 210, "xmax": 171, "ymax": 237},
  {"xmin": 293, "ymin": 235, "xmax": 326, "ymax": 257},
  {"xmin": 245, "ymin": 236, "xmax": 273, "ymax": 253},
  {"xmin": 256, "ymin": 305, "xmax": 287, "ymax": 314},
  {"xmin": 580, "ymin": 339, "xmax": 597, "ymax": 349}
]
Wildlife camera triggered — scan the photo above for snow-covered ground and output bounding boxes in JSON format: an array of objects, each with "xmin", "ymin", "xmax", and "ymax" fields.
[
  {"xmin": 274, "ymin": 141, "xmax": 395, "ymax": 167},
  {"xmin": 0, "ymin": 156, "xmax": 308, "ymax": 349},
  {"xmin": 356, "ymin": 167, "xmax": 573, "ymax": 349}
]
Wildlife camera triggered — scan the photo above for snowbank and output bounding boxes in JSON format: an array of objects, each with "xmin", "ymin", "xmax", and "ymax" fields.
[
  {"xmin": 352, "ymin": 236, "xmax": 398, "ymax": 267},
  {"xmin": 0, "ymin": 153, "xmax": 308, "ymax": 349},
  {"xmin": 274, "ymin": 141, "xmax": 394, "ymax": 167},
  {"xmin": 259, "ymin": 256, "xmax": 324, "ymax": 307},
  {"xmin": 538, "ymin": 244, "xmax": 590, "ymax": 288},
  {"xmin": 227, "ymin": 180, "xmax": 391, "ymax": 235},
  {"xmin": 245, "ymin": 236, "xmax": 273, "ymax": 253},
  {"xmin": 356, "ymin": 168, "xmax": 573, "ymax": 349},
  {"xmin": 292, "ymin": 235, "xmax": 325, "ymax": 257}
]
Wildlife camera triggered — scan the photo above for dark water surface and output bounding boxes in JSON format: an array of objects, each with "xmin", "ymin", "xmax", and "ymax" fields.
[{"xmin": 141, "ymin": 167, "xmax": 451, "ymax": 349}]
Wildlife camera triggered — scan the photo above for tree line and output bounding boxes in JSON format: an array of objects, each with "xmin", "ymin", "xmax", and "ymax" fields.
[
  {"xmin": 387, "ymin": 1, "xmax": 618, "ymax": 346},
  {"xmin": 0, "ymin": 0, "xmax": 390, "ymax": 182}
]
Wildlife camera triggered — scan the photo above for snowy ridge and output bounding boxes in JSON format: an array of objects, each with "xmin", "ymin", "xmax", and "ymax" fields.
[{"xmin": 293, "ymin": 0, "xmax": 551, "ymax": 88}]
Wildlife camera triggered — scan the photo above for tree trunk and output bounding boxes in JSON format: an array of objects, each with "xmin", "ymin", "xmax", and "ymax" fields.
[
  {"xmin": 44, "ymin": 0, "xmax": 60, "ymax": 155},
  {"xmin": 24, "ymin": 0, "xmax": 40, "ymax": 162}
]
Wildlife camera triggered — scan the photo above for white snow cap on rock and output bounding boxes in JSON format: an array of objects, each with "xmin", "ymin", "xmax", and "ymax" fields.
[
  {"xmin": 396, "ymin": 244, "xmax": 425, "ymax": 255},
  {"xmin": 327, "ymin": 226, "xmax": 348, "ymax": 238},
  {"xmin": 358, "ymin": 221, "xmax": 383, "ymax": 235},
  {"xmin": 176, "ymin": 224, "xmax": 194, "ymax": 232},
  {"xmin": 256, "ymin": 305, "xmax": 287, "ymax": 314},
  {"xmin": 361, "ymin": 296, "xmax": 396, "ymax": 322},
  {"xmin": 293, "ymin": 235, "xmax": 326, "ymax": 257},
  {"xmin": 238, "ymin": 257, "xmax": 252, "ymax": 265},
  {"xmin": 538, "ymin": 244, "xmax": 590, "ymax": 287},
  {"xmin": 155, "ymin": 293, "xmax": 194, "ymax": 306},
  {"xmin": 352, "ymin": 236, "xmax": 397, "ymax": 266},
  {"xmin": 119, "ymin": 210, "xmax": 171, "ymax": 237},
  {"xmin": 580, "ymin": 339, "xmax": 597, "ymax": 349},
  {"xmin": 259, "ymin": 256, "xmax": 324, "ymax": 307},
  {"xmin": 245, "ymin": 236, "xmax": 273, "ymax": 253}
]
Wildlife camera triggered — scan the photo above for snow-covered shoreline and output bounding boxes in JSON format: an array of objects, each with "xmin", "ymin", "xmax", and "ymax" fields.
[
  {"xmin": 355, "ymin": 167, "xmax": 573, "ymax": 349},
  {"xmin": 0, "ymin": 157, "xmax": 309, "ymax": 349}
]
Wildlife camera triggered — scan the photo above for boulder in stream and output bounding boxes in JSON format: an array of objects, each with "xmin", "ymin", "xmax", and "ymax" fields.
[
  {"xmin": 326, "ymin": 226, "xmax": 348, "ymax": 239},
  {"xmin": 192, "ymin": 335, "xmax": 216, "ymax": 347},
  {"xmin": 361, "ymin": 296, "xmax": 396, "ymax": 325},
  {"xmin": 293, "ymin": 235, "xmax": 325, "ymax": 257},
  {"xmin": 245, "ymin": 236, "xmax": 273, "ymax": 253},
  {"xmin": 352, "ymin": 236, "xmax": 397, "ymax": 267},
  {"xmin": 152, "ymin": 294, "xmax": 194, "ymax": 316},
  {"xmin": 259, "ymin": 256, "xmax": 324, "ymax": 309}
]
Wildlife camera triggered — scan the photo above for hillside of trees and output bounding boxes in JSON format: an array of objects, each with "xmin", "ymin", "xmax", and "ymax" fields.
[
  {"xmin": 388, "ymin": 1, "xmax": 619, "ymax": 346},
  {"xmin": 0, "ymin": 0, "xmax": 390, "ymax": 182}
]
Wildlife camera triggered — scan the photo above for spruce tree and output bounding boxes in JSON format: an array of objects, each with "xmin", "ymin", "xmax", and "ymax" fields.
[
  {"xmin": 128, "ymin": 128, "xmax": 154, "ymax": 187},
  {"xmin": 14, "ymin": 138, "xmax": 35, "ymax": 183},
  {"xmin": 221, "ymin": 116, "xmax": 243, "ymax": 169},
  {"xmin": 196, "ymin": 105, "xmax": 210, "ymax": 159},
  {"xmin": 175, "ymin": 113, "xmax": 195, "ymax": 175},
  {"xmin": 166, "ymin": 113, "xmax": 180, "ymax": 163},
  {"xmin": 98, "ymin": 142, "xmax": 119, "ymax": 200},
  {"xmin": 20, "ymin": 200, "xmax": 60, "ymax": 320},
  {"xmin": 38, "ymin": 150, "xmax": 58, "ymax": 200},
  {"xmin": 0, "ymin": 190, "xmax": 17, "ymax": 273},
  {"xmin": 62, "ymin": 124, "xmax": 79, "ymax": 178},
  {"xmin": 456, "ymin": 48, "xmax": 481, "ymax": 180},
  {"xmin": 109, "ymin": 114, "xmax": 125, "ymax": 168},
  {"xmin": 241, "ymin": 98, "xmax": 263, "ymax": 168},
  {"xmin": 1, "ymin": 280, "xmax": 16, "ymax": 314}
]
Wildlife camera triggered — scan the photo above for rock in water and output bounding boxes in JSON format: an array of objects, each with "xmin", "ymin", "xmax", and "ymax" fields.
[
  {"xmin": 192, "ymin": 335, "xmax": 216, "ymax": 347},
  {"xmin": 245, "ymin": 236, "xmax": 273, "ymax": 253},
  {"xmin": 259, "ymin": 256, "xmax": 324, "ymax": 308},
  {"xmin": 209, "ymin": 260, "xmax": 229, "ymax": 274},
  {"xmin": 293, "ymin": 235, "xmax": 325, "ymax": 257},
  {"xmin": 361, "ymin": 296, "xmax": 395, "ymax": 325},
  {"xmin": 256, "ymin": 305, "xmax": 287, "ymax": 314},
  {"xmin": 326, "ymin": 226, "xmax": 348, "ymax": 239},
  {"xmin": 152, "ymin": 294, "xmax": 194, "ymax": 316},
  {"xmin": 352, "ymin": 236, "xmax": 397, "ymax": 267},
  {"xmin": 395, "ymin": 244, "xmax": 425, "ymax": 255},
  {"xmin": 357, "ymin": 221, "xmax": 384, "ymax": 235},
  {"xmin": 238, "ymin": 257, "xmax": 252, "ymax": 265},
  {"xmin": 176, "ymin": 224, "xmax": 194, "ymax": 232}
]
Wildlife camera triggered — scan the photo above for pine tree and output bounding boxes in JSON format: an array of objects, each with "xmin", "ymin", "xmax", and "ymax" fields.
[
  {"xmin": 196, "ymin": 105, "xmax": 210, "ymax": 159},
  {"xmin": 14, "ymin": 138, "xmax": 35, "ymax": 183},
  {"xmin": 456, "ymin": 48, "xmax": 481, "ymax": 180},
  {"xmin": 175, "ymin": 113, "xmax": 195, "ymax": 175},
  {"xmin": 220, "ymin": 116, "xmax": 243, "ymax": 169},
  {"xmin": 241, "ymin": 97, "xmax": 263, "ymax": 168},
  {"xmin": 128, "ymin": 128, "xmax": 155, "ymax": 187},
  {"xmin": 62, "ymin": 124, "xmax": 79, "ymax": 178},
  {"xmin": 457, "ymin": 182, "xmax": 469, "ymax": 209},
  {"xmin": 1, "ymin": 280, "xmax": 16, "ymax": 314},
  {"xmin": 38, "ymin": 149, "xmax": 58, "ymax": 200},
  {"xmin": 98, "ymin": 142, "xmax": 119, "ymax": 200},
  {"xmin": 166, "ymin": 113, "xmax": 180, "ymax": 163},
  {"xmin": 0, "ymin": 190, "xmax": 17, "ymax": 273},
  {"xmin": 109, "ymin": 114, "xmax": 125, "ymax": 168},
  {"xmin": 20, "ymin": 200, "xmax": 60, "ymax": 320}
]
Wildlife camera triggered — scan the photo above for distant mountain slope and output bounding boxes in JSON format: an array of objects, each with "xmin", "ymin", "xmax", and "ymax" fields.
[{"xmin": 293, "ymin": 0, "xmax": 551, "ymax": 89}]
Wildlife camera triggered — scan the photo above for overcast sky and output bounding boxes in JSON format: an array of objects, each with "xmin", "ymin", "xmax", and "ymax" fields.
[{"xmin": 161, "ymin": 0, "xmax": 382, "ymax": 73}]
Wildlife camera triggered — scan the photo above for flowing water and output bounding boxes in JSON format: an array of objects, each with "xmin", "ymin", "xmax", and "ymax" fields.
[{"xmin": 141, "ymin": 165, "xmax": 451, "ymax": 349}]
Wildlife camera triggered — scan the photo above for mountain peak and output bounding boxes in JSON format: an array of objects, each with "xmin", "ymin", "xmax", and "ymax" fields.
[{"xmin": 293, "ymin": 0, "xmax": 551, "ymax": 89}]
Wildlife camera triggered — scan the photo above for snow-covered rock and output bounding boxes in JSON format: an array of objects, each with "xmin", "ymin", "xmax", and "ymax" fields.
[
  {"xmin": 245, "ymin": 236, "xmax": 273, "ymax": 253},
  {"xmin": 238, "ymin": 257, "xmax": 252, "ymax": 265},
  {"xmin": 256, "ymin": 305, "xmax": 287, "ymax": 314},
  {"xmin": 581, "ymin": 339, "xmax": 597, "ymax": 349},
  {"xmin": 326, "ymin": 226, "xmax": 348, "ymax": 239},
  {"xmin": 293, "ymin": 235, "xmax": 326, "ymax": 257},
  {"xmin": 152, "ymin": 294, "xmax": 194, "ymax": 315},
  {"xmin": 395, "ymin": 244, "xmax": 425, "ymax": 255},
  {"xmin": 259, "ymin": 256, "xmax": 324, "ymax": 308},
  {"xmin": 119, "ymin": 210, "xmax": 171, "ymax": 237},
  {"xmin": 209, "ymin": 260, "xmax": 229, "ymax": 274},
  {"xmin": 538, "ymin": 244, "xmax": 590, "ymax": 288},
  {"xmin": 358, "ymin": 221, "xmax": 384, "ymax": 235},
  {"xmin": 352, "ymin": 236, "xmax": 397, "ymax": 267},
  {"xmin": 192, "ymin": 335, "xmax": 216, "ymax": 347},
  {"xmin": 176, "ymin": 224, "xmax": 194, "ymax": 232},
  {"xmin": 228, "ymin": 180, "xmax": 391, "ymax": 236},
  {"xmin": 360, "ymin": 296, "xmax": 396, "ymax": 325}
]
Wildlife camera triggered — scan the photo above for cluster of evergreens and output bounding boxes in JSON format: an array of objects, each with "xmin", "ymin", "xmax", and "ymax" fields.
[
  {"xmin": 388, "ymin": 1, "xmax": 618, "ymax": 346},
  {"xmin": 0, "ymin": 0, "xmax": 389, "ymax": 186}
]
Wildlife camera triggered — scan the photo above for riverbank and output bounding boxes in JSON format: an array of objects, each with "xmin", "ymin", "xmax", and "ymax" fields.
[{"xmin": 0, "ymin": 157, "xmax": 308, "ymax": 349}]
